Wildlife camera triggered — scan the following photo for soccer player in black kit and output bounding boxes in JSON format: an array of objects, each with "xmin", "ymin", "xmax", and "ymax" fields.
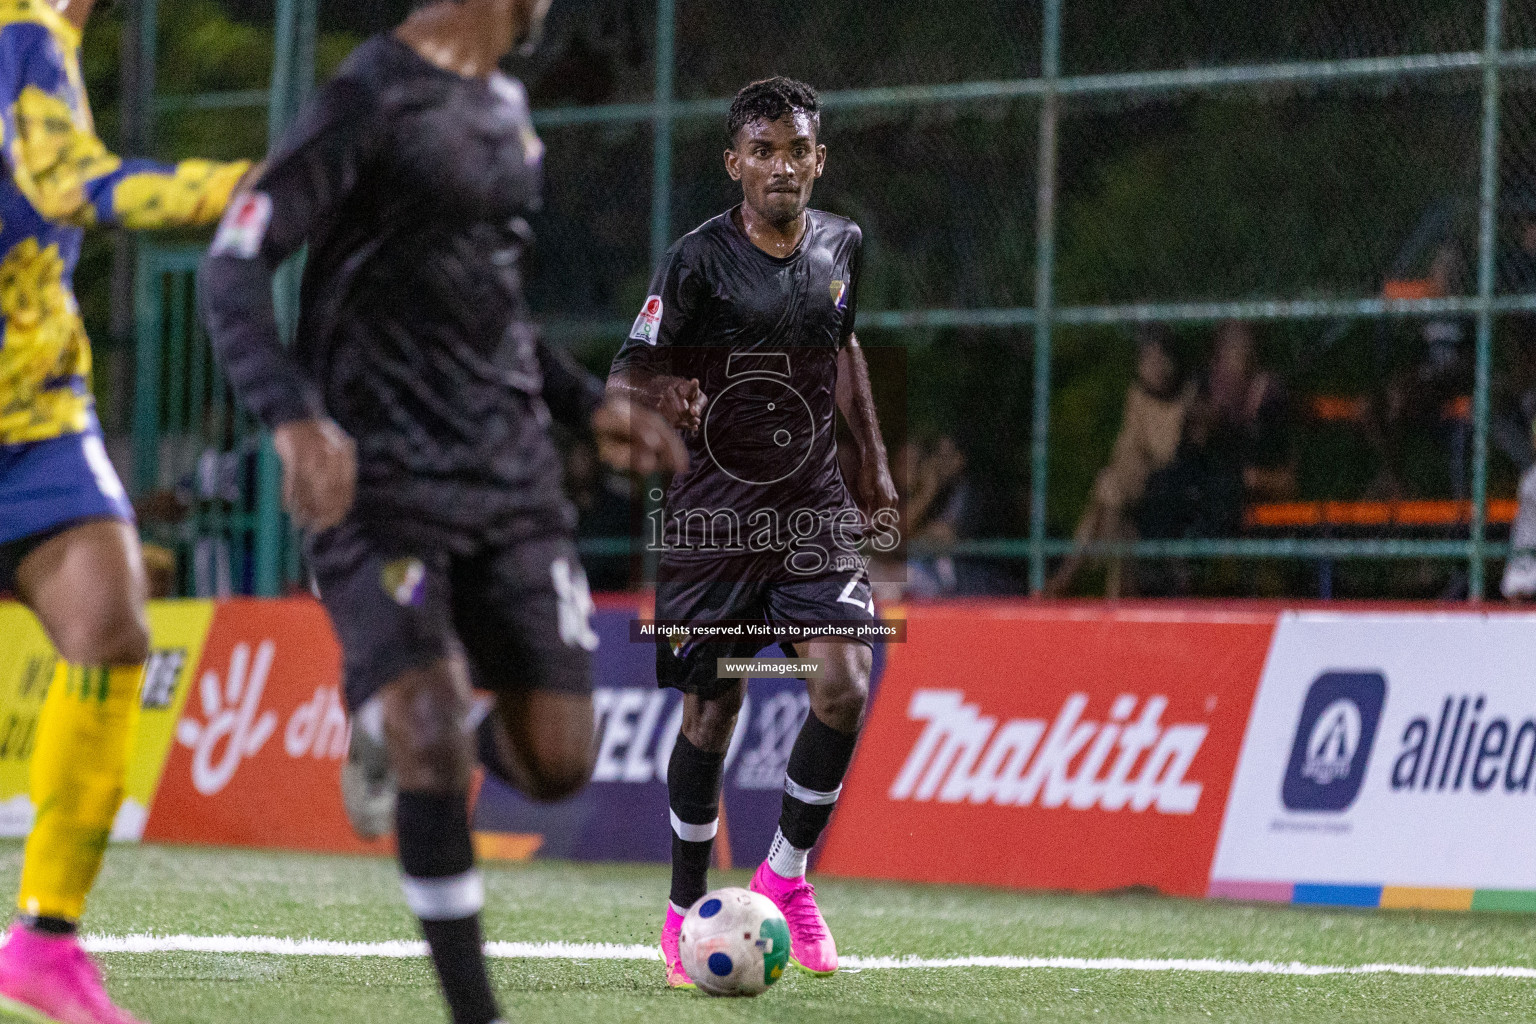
[
  {"xmin": 608, "ymin": 77, "xmax": 898, "ymax": 987},
  {"xmin": 200, "ymin": 2, "xmax": 686, "ymax": 1022}
]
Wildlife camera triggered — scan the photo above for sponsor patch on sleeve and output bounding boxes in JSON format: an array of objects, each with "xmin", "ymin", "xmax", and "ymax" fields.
[
  {"xmin": 210, "ymin": 191, "xmax": 273, "ymax": 260},
  {"xmin": 630, "ymin": 295, "xmax": 663, "ymax": 346}
]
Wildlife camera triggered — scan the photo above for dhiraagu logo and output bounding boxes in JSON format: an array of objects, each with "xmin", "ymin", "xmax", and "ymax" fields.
[{"xmin": 1282, "ymin": 671, "xmax": 1386, "ymax": 812}]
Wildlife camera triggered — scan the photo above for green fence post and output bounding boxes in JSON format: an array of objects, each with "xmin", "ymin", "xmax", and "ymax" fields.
[
  {"xmin": 1029, "ymin": 0, "xmax": 1062, "ymax": 595},
  {"xmin": 1471, "ymin": 0, "xmax": 1504, "ymax": 600},
  {"xmin": 642, "ymin": 0, "xmax": 676, "ymax": 587},
  {"xmin": 651, "ymin": 0, "xmax": 675, "ymax": 269}
]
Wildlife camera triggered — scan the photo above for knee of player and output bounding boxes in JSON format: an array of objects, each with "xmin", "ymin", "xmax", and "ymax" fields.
[
  {"xmin": 814, "ymin": 684, "xmax": 867, "ymax": 731},
  {"xmin": 811, "ymin": 656, "xmax": 871, "ymax": 729},
  {"xmin": 523, "ymin": 742, "xmax": 595, "ymax": 803},
  {"xmin": 54, "ymin": 607, "xmax": 150, "ymax": 666},
  {"xmin": 682, "ymin": 687, "xmax": 745, "ymax": 752},
  {"xmin": 382, "ymin": 671, "xmax": 475, "ymax": 791}
]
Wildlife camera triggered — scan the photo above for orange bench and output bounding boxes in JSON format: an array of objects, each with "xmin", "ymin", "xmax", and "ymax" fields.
[
  {"xmin": 1309, "ymin": 395, "xmax": 1471, "ymax": 424},
  {"xmin": 1246, "ymin": 499, "xmax": 1517, "ymax": 530}
]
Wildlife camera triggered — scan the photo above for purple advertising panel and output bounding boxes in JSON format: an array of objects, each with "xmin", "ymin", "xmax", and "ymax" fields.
[{"xmin": 472, "ymin": 600, "xmax": 884, "ymax": 866}]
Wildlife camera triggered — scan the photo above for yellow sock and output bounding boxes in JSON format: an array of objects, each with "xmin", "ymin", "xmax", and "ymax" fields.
[{"xmin": 17, "ymin": 662, "xmax": 142, "ymax": 923}]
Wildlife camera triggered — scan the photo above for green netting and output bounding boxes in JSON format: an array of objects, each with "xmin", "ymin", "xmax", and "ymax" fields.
[
  {"xmin": 672, "ymin": 1, "xmax": 1041, "ymax": 98},
  {"xmin": 527, "ymin": 123, "xmax": 655, "ymax": 323},
  {"xmin": 1498, "ymin": 71, "xmax": 1536, "ymax": 294},
  {"xmin": 124, "ymin": 0, "xmax": 1531, "ymax": 599},
  {"xmin": 1062, "ymin": 0, "xmax": 1486, "ymax": 75},
  {"xmin": 1055, "ymin": 83, "xmax": 1483, "ymax": 306},
  {"xmin": 667, "ymin": 101, "xmax": 1039, "ymax": 314}
]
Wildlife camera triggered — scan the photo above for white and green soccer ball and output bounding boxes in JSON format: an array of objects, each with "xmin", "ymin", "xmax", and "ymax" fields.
[{"xmin": 679, "ymin": 887, "xmax": 791, "ymax": 997}]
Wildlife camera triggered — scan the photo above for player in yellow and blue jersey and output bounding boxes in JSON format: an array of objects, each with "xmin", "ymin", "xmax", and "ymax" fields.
[{"xmin": 0, "ymin": 1, "xmax": 249, "ymax": 1021}]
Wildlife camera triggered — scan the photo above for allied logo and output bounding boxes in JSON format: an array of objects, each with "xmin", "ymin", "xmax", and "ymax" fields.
[
  {"xmin": 630, "ymin": 295, "xmax": 663, "ymax": 346},
  {"xmin": 1282, "ymin": 671, "xmax": 1386, "ymax": 812},
  {"xmin": 829, "ymin": 280, "xmax": 848, "ymax": 311},
  {"xmin": 381, "ymin": 557, "xmax": 428, "ymax": 607}
]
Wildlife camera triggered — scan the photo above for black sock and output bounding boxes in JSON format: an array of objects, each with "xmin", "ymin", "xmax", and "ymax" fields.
[
  {"xmin": 397, "ymin": 790, "xmax": 499, "ymax": 1024},
  {"xmin": 778, "ymin": 710, "xmax": 860, "ymax": 850},
  {"xmin": 18, "ymin": 915, "xmax": 75, "ymax": 936},
  {"xmin": 667, "ymin": 733, "xmax": 726, "ymax": 911}
]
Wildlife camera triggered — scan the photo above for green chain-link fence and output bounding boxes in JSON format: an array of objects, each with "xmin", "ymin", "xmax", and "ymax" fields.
[{"xmin": 129, "ymin": 0, "xmax": 1534, "ymax": 599}]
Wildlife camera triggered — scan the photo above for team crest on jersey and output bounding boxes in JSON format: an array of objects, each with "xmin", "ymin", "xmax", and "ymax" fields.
[
  {"xmin": 210, "ymin": 191, "xmax": 272, "ymax": 260},
  {"xmin": 666, "ymin": 628, "xmax": 693, "ymax": 658},
  {"xmin": 381, "ymin": 557, "xmax": 427, "ymax": 608},
  {"xmin": 630, "ymin": 295, "xmax": 663, "ymax": 346},
  {"xmin": 830, "ymin": 280, "xmax": 848, "ymax": 311}
]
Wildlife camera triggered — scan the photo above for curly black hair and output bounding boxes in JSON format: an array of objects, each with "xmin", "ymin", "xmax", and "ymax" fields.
[{"xmin": 727, "ymin": 76, "xmax": 821, "ymax": 145}]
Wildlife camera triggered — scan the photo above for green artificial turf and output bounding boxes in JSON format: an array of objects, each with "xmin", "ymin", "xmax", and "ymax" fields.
[{"xmin": 1, "ymin": 842, "xmax": 1533, "ymax": 1023}]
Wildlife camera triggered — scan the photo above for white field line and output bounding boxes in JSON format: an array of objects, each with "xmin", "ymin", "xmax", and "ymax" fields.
[{"xmin": 79, "ymin": 935, "xmax": 1536, "ymax": 979}]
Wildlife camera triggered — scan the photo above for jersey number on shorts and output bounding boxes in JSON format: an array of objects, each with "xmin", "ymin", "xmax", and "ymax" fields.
[
  {"xmin": 551, "ymin": 558, "xmax": 599, "ymax": 651},
  {"xmin": 837, "ymin": 575, "xmax": 875, "ymax": 616}
]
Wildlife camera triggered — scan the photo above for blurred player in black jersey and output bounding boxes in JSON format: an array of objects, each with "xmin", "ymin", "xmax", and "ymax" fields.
[
  {"xmin": 608, "ymin": 76, "xmax": 898, "ymax": 987},
  {"xmin": 200, "ymin": 2, "xmax": 686, "ymax": 1022}
]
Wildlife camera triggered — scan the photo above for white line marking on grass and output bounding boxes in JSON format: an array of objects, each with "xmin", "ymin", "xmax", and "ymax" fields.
[
  {"xmin": 84, "ymin": 936, "xmax": 659, "ymax": 961},
  {"xmin": 835, "ymin": 956, "xmax": 1536, "ymax": 978},
  {"xmin": 80, "ymin": 935, "xmax": 1536, "ymax": 979}
]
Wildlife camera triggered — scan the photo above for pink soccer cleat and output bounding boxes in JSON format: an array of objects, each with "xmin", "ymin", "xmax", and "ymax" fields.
[
  {"xmin": 659, "ymin": 904, "xmax": 696, "ymax": 990},
  {"xmin": 749, "ymin": 862, "xmax": 838, "ymax": 976},
  {"xmin": 0, "ymin": 924, "xmax": 145, "ymax": 1024}
]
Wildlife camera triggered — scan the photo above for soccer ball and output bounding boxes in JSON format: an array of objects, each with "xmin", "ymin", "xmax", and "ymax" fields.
[{"xmin": 678, "ymin": 887, "xmax": 791, "ymax": 997}]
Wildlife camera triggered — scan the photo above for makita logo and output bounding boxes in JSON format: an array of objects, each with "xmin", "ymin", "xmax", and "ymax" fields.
[{"xmin": 889, "ymin": 690, "xmax": 1209, "ymax": 814}]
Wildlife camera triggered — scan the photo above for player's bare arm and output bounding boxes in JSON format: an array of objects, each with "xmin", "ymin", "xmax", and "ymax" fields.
[
  {"xmin": 836, "ymin": 333, "xmax": 898, "ymax": 516},
  {"xmin": 606, "ymin": 368, "xmax": 707, "ymax": 432}
]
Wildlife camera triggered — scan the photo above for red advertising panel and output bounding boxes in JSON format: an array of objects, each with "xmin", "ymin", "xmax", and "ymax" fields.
[
  {"xmin": 144, "ymin": 599, "xmax": 388, "ymax": 855},
  {"xmin": 819, "ymin": 603, "xmax": 1277, "ymax": 897}
]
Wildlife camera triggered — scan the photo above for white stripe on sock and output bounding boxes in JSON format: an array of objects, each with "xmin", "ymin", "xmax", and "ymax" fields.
[
  {"xmin": 784, "ymin": 777, "xmax": 842, "ymax": 806},
  {"xmin": 669, "ymin": 809, "xmax": 718, "ymax": 843},
  {"xmin": 400, "ymin": 870, "xmax": 484, "ymax": 921},
  {"xmin": 765, "ymin": 827, "xmax": 809, "ymax": 879}
]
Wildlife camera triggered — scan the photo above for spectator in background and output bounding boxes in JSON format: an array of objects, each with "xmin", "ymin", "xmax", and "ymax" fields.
[
  {"xmin": 1500, "ymin": 205, "xmax": 1536, "ymax": 599},
  {"xmin": 1135, "ymin": 321, "xmax": 1293, "ymax": 595},
  {"xmin": 1204, "ymin": 319, "xmax": 1294, "ymax": 502},
  {"xmin": 1370, "ymin": 242, "xmax": 1472, "ymax": 498},
  {"xmin": 1046, "ymin": 325, "xmax": 1194, "ymax": 598},
  {"xmin": 1496, "ymin": 206, "xmax": 1536, "ymax": 474},
  {"xmin": 904, "ymin": 434, "xmax": 1016, "ymax": 597}
]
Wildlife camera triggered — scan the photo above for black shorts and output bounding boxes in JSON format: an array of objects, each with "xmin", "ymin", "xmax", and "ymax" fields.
[
  {"xmin": 310, "ymin": 521, "xmax": 597, "ymax": 711},
  {"xmin": 654, "ymin": 563, "xmax": 875, "ymax": 697}
]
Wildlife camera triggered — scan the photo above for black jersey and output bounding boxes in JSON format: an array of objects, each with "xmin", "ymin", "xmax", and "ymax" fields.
[
  {"xmin": 201, "ymin": 35, "xmax": 603, "ymax": 552},
  {"xmin": 611, "ymin": 208, "xmax": 863, "ymax": 569}
]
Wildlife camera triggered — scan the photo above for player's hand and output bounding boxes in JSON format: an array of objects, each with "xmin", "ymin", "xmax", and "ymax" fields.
[
  {"xmin": 659, "ymin": 378, "xmax": 707, "ymax": 432},
  {"xmin": 272, "ymin": 418, "xmax": 357, "ymax": 531},
  {"xmin": 857, "ymin": 459, "xmax": 900, "ymax": 517},
  {"xmin": 592, "ymin": 396, "xmax": 689, "ymax": 476}
]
